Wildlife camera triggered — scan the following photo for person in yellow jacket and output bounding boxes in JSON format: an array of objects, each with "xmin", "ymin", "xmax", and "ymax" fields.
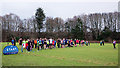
[{"xmin": 46, "ymin": 39, "xmax": 49, "ymax": 49}]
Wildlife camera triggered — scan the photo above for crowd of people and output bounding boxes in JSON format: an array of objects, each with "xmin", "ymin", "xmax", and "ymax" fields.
[
  {"xmin": 12, "ymin": 38, "xmax": 90, "ymax": 53},
  {"xmin": 11, "ymin": 37, "xmax": 117, "ymax": 53}
]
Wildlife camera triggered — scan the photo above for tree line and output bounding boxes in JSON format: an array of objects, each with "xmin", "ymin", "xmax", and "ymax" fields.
[{"xmin": 1, "ymin": 8, "xmax": 120, "ymax": 42}]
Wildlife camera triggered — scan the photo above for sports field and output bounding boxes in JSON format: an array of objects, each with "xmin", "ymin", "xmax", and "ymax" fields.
[{"xmin": 1, "ymin": 42, "xmax": 118, "ymax": 66}]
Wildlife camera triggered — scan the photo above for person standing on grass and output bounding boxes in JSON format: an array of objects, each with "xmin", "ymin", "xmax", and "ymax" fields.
[
  {"xmin": 74, "ymin": 39, "xmax": 76, "ymax": 47},
  {"xmin": 57, "ymin": 38, "xmax": 61, "ymax": 48},
  {"xmin": 79, "ymin": 40, "xmax": 81, "ymax": 46},
  {"xmin": 39, "ymin": 38, "xmax": 42, "ymax": 50},
  {"xmin": 65, "ymin": 39, "xmax": 68, "ymax": 47},
  {"xmin": 49, "ymin": 38, "xmax": 53, "ymax": 49},
  {"xmin": 14, "ymin": 37, "xmax": 16, "ymax": 46},
  {"xmin": 37, "ymin": 38, "xmax": 39, "ymax": 51},
  {"xmin": 54, "ymin": 39, "xmax": 57, "ymax": 48},
  {"xmin": 52, "ymin": 39, "xmax": 55, "ymax": 48},
  {"xmin": 68, "ymin": 39, "xmax": 70, "ymax": 47},
  {"xmin": 44, "ymin": 38, "xmax": 47, "ymax": 49},
  {"xmin": 76, "ymin": 39, "xmax": 79, "ymax": 47},
  {"xmin": 86, "ymin": 41, "xmax": 88, "ymax": 46},
  {"xmin": 63, "ymin": 38, "xmax": 66, "ymax": 48},
  {"xmin": 34, "ymin": 39, "xmax": 37, "ymax": 48},
  {"xmin": 100, "ymin": 40, "xmax": 102, "ymax": 46},
  {"xmin": 61, "ymin": 38, "xmax": 65, "ymax": 48},
  {"xmin": 28, "ymin": 39, "xmax": 31, "ymax": 52},
  {"xmin": 42, "ymin": 38, "xmax": 44, "ymax": 49},
  {"xmin": 70, "ymin": 39, "xmax": 74, "ymax": 47},
  {"xmin": 21, "ymin": 39, "xmax": 25, "ymax": 53},
  {"xmin": 113, "ymin": 40, "xmax": 116, "ymax": 49},
  {"xmin": 30, "ymin": 39, "xmax": 33, "ymax": 51},
  {"xmin": 19, "ymin": 38, "xmax": 22, "ymax": 51},
  {"xmin": 88, "ymin": 41, "xmax": 90, "ymax": 46},
  {"xmin": 46, "ymin": 39, "xmax": 49, "ymax": 49},
  {"xmin": 11, "ymin": 37, "xmax": 14, "ymax": 46},
  {"xmin": 102, "ymin": 40, "xmax": 104, "ymax": 46},
  {"xmin": 32, "ymin": 39, "xmax": 34, "ymax": 48},
  {"xmin": 81, "ymin": 40, "xmax": 84, "ymax": 46}
]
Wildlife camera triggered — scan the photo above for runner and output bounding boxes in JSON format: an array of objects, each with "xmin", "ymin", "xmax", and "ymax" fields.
[
  {"xmin": 65, "ymin": 39, "xmax": 68, "ymax": 47},
  {"xmin": 19, "ymin": 38, "xmax": 22, "ymax": 52},
  {"xmin": 57, "ymin": 38, "xmax": 61, "ymax": 48},
  {"xmin": 100, "ymin": 40, "xmax": 102, "ymax": 46},
  {"xmin": 61, "ymin": 38, "xmax": 65, "ymax": 48},
  {"xmin": 11, "ymin": 37, "xmax": 14, "ymax": 46},
  {"xmin": 32, "ymin": 39, "xmax": 34, "ymax": 48},
  {"xmin": 70, "ymin": 39, "xmax": 74, "ymax": 47},
  {"xmin": 81, "ymin": 40, "xmax": 84, "ymax": 46},
  {"xmin": 44, "ymin": 38, "xmax": 47, "ymax": 49},
  {"xmin": 74, "ymin": 39, "xmax": 76, "ymax": 47},
  {"xmin": 42, "ymin": 38, "xmax": 44, "ymax": 49},
  {"xmin": 102, "ymin": 40, "xmax": 104, "ymax": 46},
  {"xmin": 37, "ymin": 38, "xmax": 39, "ymax": 51},
  {"xmin": 21, "ymin": 39, "xmax": 25, "ymax": 53},
  {"xmin": 113, "ymin": 40, "xmax": 116, "ymax": 49},
  {"xmin": 52, "ymin": 39, "xmax": 55, "ymax": 48},
  {"xmin": 68, "ymin": 39, "xmax": 70, "ymax": 47},
  {"xmin": 39, "ymin": 38, "xmax": 42, "ymax": 50},
  {"xmin": 34, "ymin": 39, "xmax": 37, "ymax": 48},
  {"xmin": 46, "ymin": 39, "xmax": 49, "ymax": 49},
  {"xmin": 79, "ymin": 40, "xmax": 81, "ymax": 46},
  {"xmin": 54, "ymin": 39, "xmax": 56, "ymax": 48},
  {"xmin": 28, "ymin": 39, "xmax": 31, "ymax": 52},
  {"xmin": 49, "ymin": 38, "xmax": 53, "ymax": 49},
  {"xmin": 86, "ymin": 41, "xmax": 88, "ymax": 46},
  {"xmin": 76, "ymin": 39, "xmax": 79, "ymax": 47},
  {"xmin": 14, "ymin": 37, "xmax": 16, "ymax": 46}
]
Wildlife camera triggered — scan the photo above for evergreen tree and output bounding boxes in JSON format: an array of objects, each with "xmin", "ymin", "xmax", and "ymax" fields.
[
  {"xmin": 35, "ymin": 8, "xmax": 45, "ymax": 35},
  {"xmin": 71, "ymin": 18, "xmax": 84, "ymax": 40}
]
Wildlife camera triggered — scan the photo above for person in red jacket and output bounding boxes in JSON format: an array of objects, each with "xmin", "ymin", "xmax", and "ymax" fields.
[
  {"xmin": 52, "ymin": 40, "xmax": 54, "ymax": 48},
  {"xmin": 76, "ymin": 39, "xmax": 79, "ymax": 47},
  {"xmin": 34, "ymin": 39, "xmax": 37, "ymax": 48}
]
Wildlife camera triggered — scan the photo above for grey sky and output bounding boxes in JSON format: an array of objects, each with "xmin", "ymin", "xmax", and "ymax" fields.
[{"xmin": 0, "ymin": 0, "xmax": 118, "ymax": 20}]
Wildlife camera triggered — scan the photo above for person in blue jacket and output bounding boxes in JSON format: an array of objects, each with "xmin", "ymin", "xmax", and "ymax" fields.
[
  {"xmin": 11, "ymin": 38, "xmax": 14, "ymax": 46},
  {"xmin": 54, "ymin": 39, "xmax": 56, "ymax": 48}
]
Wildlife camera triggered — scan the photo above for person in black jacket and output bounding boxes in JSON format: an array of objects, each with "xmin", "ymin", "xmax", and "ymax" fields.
[
  {"xmin": 102, "ymin": 40, "xmax": 104, "ymax": 46},
  {"xmin": 32, "ymin": 39, "xmax": 34, "ymax": 48},
  {"xmin": 13, "ymin": 37, "xmax": 16, "ymax": 46},
  {"xmin": 57, "ymin": 38, "xmax": 61, "ymax": 48}
]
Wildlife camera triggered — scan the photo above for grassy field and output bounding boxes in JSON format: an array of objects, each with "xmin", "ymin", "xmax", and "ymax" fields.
[{"xmin": 1, "ymin": 42, "xmax": 118, "ymax": 66}]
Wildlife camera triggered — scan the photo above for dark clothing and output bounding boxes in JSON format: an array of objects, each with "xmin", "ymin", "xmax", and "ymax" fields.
[
  {"xmin": 32, "ymin": 40, "xmax": 34, "ymax": 48},
  {"xmin": 79, "ymin": 40, "xmax": 81, "ymax": 44},
  {"xmin": 28, "ymin": 41, "xmax": 31, "ymax": 51},
  {"xmin": 14, "ymin": 39, "xmax": 16, "ymax": 46},
  {"xmin": 57, "ymin": 40, "xmax": 61, "ymax": 48},
  {"xmin": 20, "ymin": 40, "xmax": 22, "ymax": 45},
  {"xmin": 44, "ymin": 40, "xmax": 47, "ymax": 44},
  {"xmin": 41, "ymin": 40, "xmax": 44, "ymax": 48},
  {"xmin": 113, "ymin": 43, "xmax": 116, "ymax": 48},
  {"xmin": 42, "ymin": 40, "xmax": 44, "ymax": 44},
  {"xmin": 35, "ymin": 44, "xmax": 37, "ymax": 48},
  {"xmin": 58, "ymin": 40, "xmax": 61, "ymax": 44},
  {"xmin": 46, "ymin": 44, "xmax": 49, "ymax": 48},
  {"xmin": 65, "ymin": 40, "xmax": 68, "ymax": 45},
  {"xmin": 74, "ymin": 40, "xmax": 76, "ymax": 44},
  {"xmin": 102, "ymin": 41, "xmax": 104, "ymax": 46}
]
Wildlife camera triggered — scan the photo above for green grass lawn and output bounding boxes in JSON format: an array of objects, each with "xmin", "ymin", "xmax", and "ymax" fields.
[{"xmin": 1, "ymin": 42, "xmax": 118, "ymax": 66}]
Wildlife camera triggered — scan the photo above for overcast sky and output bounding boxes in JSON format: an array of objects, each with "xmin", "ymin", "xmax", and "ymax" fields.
[{"xmin": 0, "ymin": 0, "xmax": 119, "ymax": 20}]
